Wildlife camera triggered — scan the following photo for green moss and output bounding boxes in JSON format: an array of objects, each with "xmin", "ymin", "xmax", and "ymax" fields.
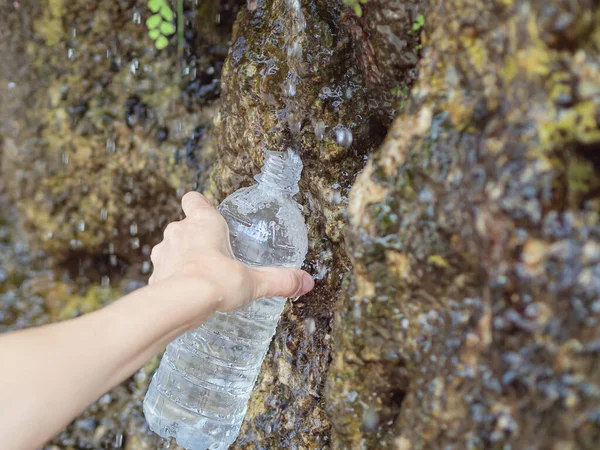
[
  {"xmin": 34, "ymin": 0, "xmax": 65, "ymax": 45},
  {"xmin": 538, "ymin": 101, "xmax": 600, "ymax": 151},
  {"xmin": 343, "ymin": 0, "xmax": 368, "ymax": 18},
  {"xmin": 410, "ymin": 14, "xmax": 425, "ymax": 34},
  {"xmin": 58, "ymin": 285, "xmax": 121, "ymax": 320},
  {"xmin": 567, "ymin": 154, "xmax": 598, "ymax": 207}
]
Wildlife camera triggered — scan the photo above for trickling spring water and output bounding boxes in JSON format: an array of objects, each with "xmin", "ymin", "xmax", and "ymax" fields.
[
  {"xmin": 143, "ymin": 150, "xmax": 308, "ymax": 450},
  {"xmin": 282, "ymin": 0, "xmax": 306, "ymax": 136}
]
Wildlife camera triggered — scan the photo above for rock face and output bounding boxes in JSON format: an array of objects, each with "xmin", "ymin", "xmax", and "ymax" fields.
[
  {"xmin": 328, "ymin": 0, "xmax": 600, "ymax": 448},
  {"xmin": 0, "ymin": 0, "xmax": 238, "ymax": 271},
  {"xmin": 0, "ymin": 0, "xmax": 241, "ymax": 448},
  {"xmin": 206, "ymin": 0, "xmax": 393, "ymax": 447},
  {"xmin": 1, "ymin": 0, "xmax": 600, "ymax": 449}
]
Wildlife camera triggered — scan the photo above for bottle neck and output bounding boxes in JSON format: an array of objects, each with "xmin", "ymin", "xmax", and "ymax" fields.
[{"xmin": 254, "ymin": 149, "xmax": 302, "ymax": 196}]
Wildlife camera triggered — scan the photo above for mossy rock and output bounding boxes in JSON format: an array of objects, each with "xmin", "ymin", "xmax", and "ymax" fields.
[
  {"xmin": 205, "ymin": 0, "xmax": 426, "ymax": 447},
  {"xmin": 0, "ymin": 0, "xmax": 234, "ymax": 268},
  {"xmin": 329, "ymin": 0, "xmax": 600, "ymax": 448}
]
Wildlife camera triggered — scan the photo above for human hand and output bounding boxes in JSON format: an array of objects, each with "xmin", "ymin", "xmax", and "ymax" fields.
[{"xmin": 149, "ymin": 192, "xmax": 314, "ymax": 317}]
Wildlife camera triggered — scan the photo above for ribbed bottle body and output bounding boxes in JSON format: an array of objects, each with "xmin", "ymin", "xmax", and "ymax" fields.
[{"xmin": 144, "ymin": 151, "xmax": 307, "ymax": 450}]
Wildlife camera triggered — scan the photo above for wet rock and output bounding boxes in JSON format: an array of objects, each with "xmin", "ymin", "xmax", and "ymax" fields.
[
  {"xmin": 344, "ymin": 0, "xmax": 428, "ymax": 110},
  {"xmin": 0, "ymin": 1, "xmax": 242, "ymax": 449},
  {"xmin": 206, "ymin": 0, "xmax": 399, "ymax": 447},
  {"xmin": 2, "ymin": 0, "xmax": 597, "ymax": 449},
  {"xmin": 329, "ymin": 0, "xmax": 600, "ymax": 448},
  {"xmin": 0, "ymin": 0, "xmax": 238, "ymax": 270}
]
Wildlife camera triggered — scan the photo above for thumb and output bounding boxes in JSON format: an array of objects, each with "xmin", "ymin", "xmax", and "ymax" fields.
[{"xmin": 250, "ymin": 267, "xmax": 315, "ymax": 299}]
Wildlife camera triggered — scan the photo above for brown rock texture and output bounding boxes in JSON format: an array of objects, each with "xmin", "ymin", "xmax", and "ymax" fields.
[
  {"xmin": 1, "ymin": 0, "xmax": 599, "ymax": 449},
  {"xmin": 328, "ymin": 0, "xmax": 600, "ymax": 448},
  {"xmin": 206, "ymin": 0, "xmax": 391, "ymax": 447},
  {"xmin": 0, "ymin": 0, "xmax": 236, "ymax": 268}
]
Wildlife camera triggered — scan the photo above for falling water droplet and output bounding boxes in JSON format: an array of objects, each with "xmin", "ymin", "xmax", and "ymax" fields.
[
  {"xmin": 100, "ymin": 208, "xmax": 108, "ymax": 222},
  {"xmin": 142, "ymin": 261, "xmax": 151, "ymax": 274},
  {"xmin": 352, "ymin": 302, "xmax": 361, "ymax": 319},
  {"xmin": 78, "ymin": 220, "xmax": 86, "ymax": 232},
  {"xmin": 129, "ymin": 59, "xmax": 139, "ymax": 75},
  {"xmin": 313, "ymin": 121, "xmax": 326, "ymax": 141},
  {"xmin": 67, "ymin": 48, "xmax": 74, "ymax": 59},
  {"xmin": 334, "ymin": 125, "xmax": 353, "ymax": 148},
  {"xmin": 288, "ymin": 114, "xmax": 302, "ymax": 134},
  {"xmin": 304, "ymin": 317, "xmax": 316, "ymax": 335},
  {"xmin": 133, "ymin": 10, "xmax": 142, "ymax": 24},
  {"xmin": 362, "ymin": 407, "xmax": 379, "ymax": 432},
  {"xmin": 328, "ymin": 188, "xmax": 342, "ymax": 204},
  {"xmin": 287, "ymin": 39, "xmax": 302, "ymax": 60},
  {"xmin": 101, "ymin": 276, "xmax": 110, "ymax": 288},
  {"xmin": 130, "ymin": 223, "xmax": 138, "ymax": 236},
  {"xmin": 283, "ymin": 78, "xmax": 297, "ymax": 97}
]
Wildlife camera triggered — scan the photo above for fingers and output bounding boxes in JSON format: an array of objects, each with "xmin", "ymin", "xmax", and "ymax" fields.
[
  {"xmin": 181, "ymin": 192, "xmax": 213, "ymax": 218},
  {"xmin": 251, "ymin": 267, "xmax": 315, "ymax": 299}
]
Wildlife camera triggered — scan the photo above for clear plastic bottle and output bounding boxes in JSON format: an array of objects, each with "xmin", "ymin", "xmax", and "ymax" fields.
[{"xmin": 143, "ymin": 149, "xmax": 308, "ymax": 450}]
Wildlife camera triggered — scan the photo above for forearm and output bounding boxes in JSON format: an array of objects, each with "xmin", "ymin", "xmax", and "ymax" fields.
[{"xmin": 0, "ymin": 277, "xmax": 217, "ymax": 450}]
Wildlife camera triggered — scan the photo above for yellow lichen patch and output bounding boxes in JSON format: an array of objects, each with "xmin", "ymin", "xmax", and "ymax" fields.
[
  {"xmin": 517, "ymin": 45, "xmax": 552, "ymax": 77},
  {"xmin": 521, "ymin": 239, "xmax": 547, "ymax": 276},
  {"xmin": 58, "ymin": 285, "xmax": 121, "ymax": 320},
  {"xmin": 515, "ymin": 15, "xmax": 552, "ymax": 77},
  {"xmin": 34, "ymin": 0, "xmax": 65, "ymax": 46},
  {"xmin": 538, "ymin": 101, "xmax": 600, "ymax": 152},
  {"xmin": 462, "ymin": 35, "xmax": 488, "ymax": 75},
  {"xmin": 501, "ymin": 55, "xmax": 518, "ymax": 84},
  {"xmin": 386, "ymin": 251, "xmax": 414, "ymax": 281},
  {"xmin": 348, "ymin": 161, "xmax": 388, "ymax": 229},
  {"xmin": 427, "ymin": 254, "xmax": 450, "ymax": 269},
  {"xmin": 377, "ymin": 108, "xmax": 431, "ymax": 177},
  {"xmin": 445, "ymin": 88, "xmax": 475, "ymax": 130},
  {"xmin": 353, "ymin": 263, "xmax": 376, "ymax": 300}
]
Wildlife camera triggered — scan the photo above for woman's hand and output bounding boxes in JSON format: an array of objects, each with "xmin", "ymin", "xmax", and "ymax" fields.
[
  {"xmin": 149, "ymin": 192, "xmax": 314, "ymax": 319},
  {"xmin": 0, "ymin": 192, "xmax": 314, "ymax": 450}
]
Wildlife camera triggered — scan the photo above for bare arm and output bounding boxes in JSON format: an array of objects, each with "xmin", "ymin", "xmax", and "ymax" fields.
[{"xmin": 0, "ymin": 192, "xmax": 314, "ymax": 449}]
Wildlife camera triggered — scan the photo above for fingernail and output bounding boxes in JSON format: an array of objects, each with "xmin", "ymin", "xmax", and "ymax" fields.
[{"xmin": 301, "ymin": 272, "xmax": 315, "ymax": 294}]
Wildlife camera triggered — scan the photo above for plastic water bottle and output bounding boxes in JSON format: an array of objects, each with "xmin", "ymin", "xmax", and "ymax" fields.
[{"xmin": 143, "ymin": 149, "xmax": 308, "ymax": 450}]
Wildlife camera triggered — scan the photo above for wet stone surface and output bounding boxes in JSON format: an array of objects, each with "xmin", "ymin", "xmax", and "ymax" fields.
[
  {"xmin": 0, "ymin": 0, "xmax": 243, "ymax": 449},
  {"xmin": 330, "ymin": 0, "xmax": 600, "ymax": 448},
  {"xmin": 0, "ymin": 0, "xmax": 242, "ymax": 267},
  {"xmin": 2, "ymin": 0, "xmax": 599, "ymax": 449},
  {"xmin": 204, "ymin": 0, "xmax": 425, "ymax": 447},
  {"xmin": 0, "ymin": 192, "xmax": 164, "ymax": 449}
]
